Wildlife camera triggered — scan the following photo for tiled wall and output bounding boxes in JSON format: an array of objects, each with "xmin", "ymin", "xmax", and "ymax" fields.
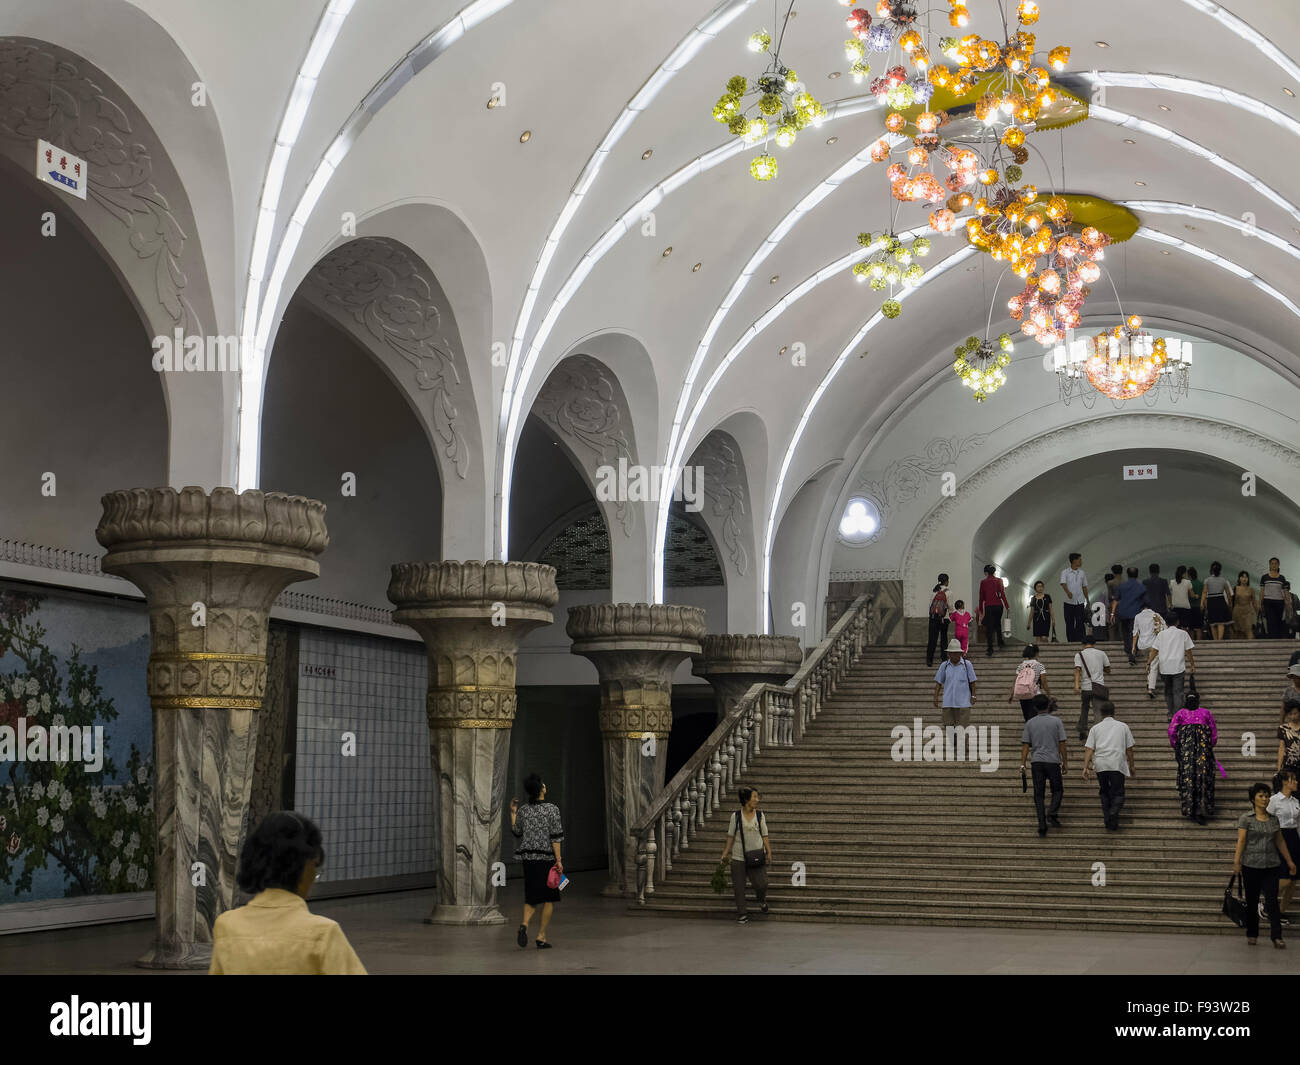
[{"xmin": 294, "ymin": 629, "xmax": 436, "ymax": 884}]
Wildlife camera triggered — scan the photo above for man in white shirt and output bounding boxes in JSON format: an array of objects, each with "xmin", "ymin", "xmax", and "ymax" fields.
[
  {"xmin": 1132, "ymin": 605, "xmax": 1164, "ymax": 696},
  {"xmin": 1073, "ymin": 634, "xmax": 1111, "ymax": 741},
  {"xmin": 1152, "ymin": 613, "xmax": 1196, "ymax": 720},
  {"xmin": 1059, "ymin": 552, "xmax": 1089, "ymax": 643},
  {"xmin": 1083, "ymin": 701, "xmax": 1136, "ymax": 830}
]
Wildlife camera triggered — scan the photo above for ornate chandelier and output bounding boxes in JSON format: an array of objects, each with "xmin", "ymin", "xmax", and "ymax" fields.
[
  {"xmin": 952, "ymin": 331, "xmax": 1014, "ymax": 401},
  {"xmin": 711, "ymin": 5, "xmax": 827, "ymax": 182},
  {"xmin": 1052, "ymin": 317, "xmax": 1194, "ymax": 404},
  {"xmin": 852, "ymin": 231, "xmax": 932, "ymax": 318}
]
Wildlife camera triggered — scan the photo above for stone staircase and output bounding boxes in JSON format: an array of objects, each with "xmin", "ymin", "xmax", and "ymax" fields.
[{"xmin": 634, "ymin": 639, "xmax": 1298, "ymax": 932}]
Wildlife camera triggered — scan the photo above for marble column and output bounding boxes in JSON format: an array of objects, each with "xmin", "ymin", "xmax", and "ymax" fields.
[
  {"xmin": 96, "ymin": 487, "xmax": 328, "ymax": 969},
  {"xmin": 566, "ymin": 603, "xmax": 706, "ymax": 895},
  {"xmin": 692, "ymin": 634, "xmax": 804, "ymax": 719},
  {"xmin": 387, "ymin": 561, "xmax": 557, "ymax": 925}
]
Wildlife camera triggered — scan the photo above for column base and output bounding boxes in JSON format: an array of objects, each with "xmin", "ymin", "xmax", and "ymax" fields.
[
  {"xmin": 423, "ymin": 903, "xmax": 507, "ymax": 926},
  {"xmin": 600, "ymin": 881, "xmax": 627, "ymax": 898},
  {"xmin": 135, "ymin": 940, "xmax": 212, "ymax": 970}
]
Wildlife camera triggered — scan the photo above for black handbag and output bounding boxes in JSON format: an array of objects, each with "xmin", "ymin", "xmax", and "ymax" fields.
[
  {"xmin": 736, "ymin": 809, "xmax": 767, "ymax": 869},
  {"xmin": 1222, "ymin": 874, "xmax": 1247, "ymax": 928}
]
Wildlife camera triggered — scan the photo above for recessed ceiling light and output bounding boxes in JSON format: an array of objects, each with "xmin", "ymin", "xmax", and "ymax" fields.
[
  {"xmin": 769, "ymin": 274, "xmax": 779, "ymax": 284},
  {"xmin": 1135, "ymin": 180, "xmax": 1146, "ymax": 186},
  {"xmin": 692, "ymin": 262, "xmax": 702, "ymax": 272},
  {"xmin": 779, "ymin": 345, "xmax": 788, "ymax": 355},
  {"xmin": 642, "ymin": 148, "xmax": 653, "ymax": 160},
  {"xmin": 1285, "ymin": 88, "xmax": 1296, "ymax": 98},
  {"xmin": 519, "ymin": 130, "xmax": 532, "ymax": 142},
  {"xmin": 1123, "ymin": 138, "xmax": 1136, "ymax": 144},
  {"xmin": 828, "ymin": 70, "xmax": 841, "ymax": 79},
  {"xmin": 487, "ymin": 96, "xmax": 500, "ymax": 109},
  {"xmin": 1161, "ymin": 250, "xmax": 1171, "ymax": 255},
  {"xmin": 1158, "ymin": 104, "xmax": 1171, "ymax": 111},
  {"xmin": 1185, "ymin": 224, "xmax": 1197, "ymax": 230},
  {"xmin": 966, "ymin": 265, "xmax": 977, "ymax": 272},
  {"xmin": 1096, "ymin": 41, "xmax": 1110, "ymax": 47},
  {"xmin": 826, "ymin": 136, "xmax": 839, "ymax": 144},
  {"xmin": 662, "ymin": 247, "xmax": 673, "ymax": 257}
]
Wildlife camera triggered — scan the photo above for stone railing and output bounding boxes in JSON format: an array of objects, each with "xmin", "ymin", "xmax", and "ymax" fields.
[{"xmin": 626, "ymin": 594, "xmax": 872, "ymax": 903}]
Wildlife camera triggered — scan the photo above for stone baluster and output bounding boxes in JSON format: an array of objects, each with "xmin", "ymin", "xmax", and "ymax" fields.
[
  {"xmin": 752, "ymin": 697, "xmax": 763, "ymax": 758},
  {"xmin": 567, "ymin": 603, "xmax": 705, "ymax": 896},
  {"xmin": 97, "ymin": 487, "xmax": 328, "ymax": 969},
  {"xmin": 387, "ymin": 560, "xmax": 558, "ymax": 924}
]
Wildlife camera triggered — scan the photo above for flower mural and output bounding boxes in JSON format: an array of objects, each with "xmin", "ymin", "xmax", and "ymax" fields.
[{"xmin": 0, "ymin": 590, "xmax": 154, "ymax": 897}]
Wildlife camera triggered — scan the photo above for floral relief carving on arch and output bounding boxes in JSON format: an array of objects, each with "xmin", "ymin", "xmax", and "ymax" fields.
[{"xmin": 304, "ymin": 237, "xmax": 469, "ymax": 479}]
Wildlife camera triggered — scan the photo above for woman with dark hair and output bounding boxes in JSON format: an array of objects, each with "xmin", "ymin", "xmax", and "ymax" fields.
[
  {"xmin": 1233, "ymin": 782, "xmax": 1296, "ymax": 947},
  {"xmin": 719, "ymin": 786, "xmax": 771, "ymax": 923},
  {"xmin": 1007, "ymin": 643, "xmax": 1051, "ymax": 722},
  {"xmin": 977, "ymin": 564, "xmax": 1011, "ymax": 657},
  {"xmin": 210, "ymin": 811, "xmax": 366, "ymax": 974},
  {"xmin": 1168, "ymin": 700, "xmax": 1218, "ymax": 824},
  {"xmin": 1169, "ymin": 565, "xmax": 1193, "ymax": 631},
  {"xmin": 510, "ymin": 773, "xmax": 564, "ymax": 949},
  {"xmin": 1261, "ymin": 559, "xmax": 1288, "ymax": 638},
  {"xmin": 925, "ymin": 573, "xmax": 951, "ymax": 668},
  {"xmin": 1201, "ymin": 562, "xmax": 1232, "ymax": 642},
  {"xmin": 1232, "ymin": 571, "xmax": 1258, "ymax": 640},
  {"xmin": 1026, "ymin": 580, "xmax": 1055, "ymax": 641}
]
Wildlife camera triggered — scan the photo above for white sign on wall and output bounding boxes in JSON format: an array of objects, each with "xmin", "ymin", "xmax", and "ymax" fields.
[
  {"xmin": 1123, "ymin": 464, "xmax": 1158, "ymax": 480},
  {"xmin": 36, "ymin": 139, "xmax": 87, "ymax": 200}
]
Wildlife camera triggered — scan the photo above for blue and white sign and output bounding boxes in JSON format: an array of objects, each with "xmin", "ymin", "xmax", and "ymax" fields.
[{"xmin": 36, "ymin": 139, "xmax": 87, "ymax": 200}]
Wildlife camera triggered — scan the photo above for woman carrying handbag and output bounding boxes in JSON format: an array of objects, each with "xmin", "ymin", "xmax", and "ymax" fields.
[
  {"xmin": 510, "ymin": 773, "xmax": 564, "ymax": 949},
  {"xmin": 720, "ymin": 786, "xmax": 772, "ymax": 923}
]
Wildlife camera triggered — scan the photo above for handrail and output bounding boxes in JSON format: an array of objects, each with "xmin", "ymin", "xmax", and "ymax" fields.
[{"xmin": 625, "ymin": 593, "xmax": 873, "ymax": 902}]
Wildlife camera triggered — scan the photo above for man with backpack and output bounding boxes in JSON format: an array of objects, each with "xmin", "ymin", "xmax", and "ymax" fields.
[
  {"xmin": 933, "ymin": 639, "xmax": 977, "ymax": 727},
  {"xmin": 926, "ymin": 573, "xmax": 951, "ymax": 668}
]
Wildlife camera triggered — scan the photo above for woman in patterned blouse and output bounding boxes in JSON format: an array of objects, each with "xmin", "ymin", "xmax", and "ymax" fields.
[{"xmin": 510, "ymin": 773, "xmax": 564, "ymax": 949}]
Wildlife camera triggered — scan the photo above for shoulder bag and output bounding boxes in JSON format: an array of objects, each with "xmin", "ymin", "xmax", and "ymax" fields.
[
  {"xmin": 737, "ymin": 809, "xmax": 767, "ymax": 869},
  {"xmin": 1222, "ymin": 874, "xmax": 1247, "ymax": 928}
]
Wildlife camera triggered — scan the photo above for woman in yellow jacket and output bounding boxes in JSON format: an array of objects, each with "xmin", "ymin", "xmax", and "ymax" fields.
[{"xmin": 210, "ymin": 811, "xmax": 366, "ymax": 975}]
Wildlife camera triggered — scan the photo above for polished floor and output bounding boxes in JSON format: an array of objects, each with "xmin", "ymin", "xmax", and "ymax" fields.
[{"xmin": 0, "ymin": 877, "xmax": 1294, "ymax": 974}]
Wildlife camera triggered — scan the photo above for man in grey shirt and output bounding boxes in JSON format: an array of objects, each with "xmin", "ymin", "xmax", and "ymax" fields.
[{"xmin": 1019, "ymin": 694, "xmax": 1069, "ymax": 837}]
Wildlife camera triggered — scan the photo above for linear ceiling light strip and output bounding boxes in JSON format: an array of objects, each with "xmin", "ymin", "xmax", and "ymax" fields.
[
  {"xmin": 759, "ymin": 228, "xmax": 1300, "ymax": 635},
  {"xmin": 237, "ymin": 0, "xmax": 516, "ymax": 491},
  {"xmin": 1174, "ymin": 0, "xmax": 1300, "ymax": 85}
]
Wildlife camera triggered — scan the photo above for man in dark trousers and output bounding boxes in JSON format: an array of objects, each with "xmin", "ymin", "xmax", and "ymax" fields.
[
  {"xmin": 1059, "ymin": 552, "xmax": 1089, "ymax": 643},
  {"xmin": 1143, "ymin": 563, "xmax": 1170, "ymax": 618},
  {"xmin": 1111, "ymin": 566, "xmax": 1148, "ymax": 664},
  {"xmin": 925, "ymin": 573, "xmax": 951, "ymax": 668},
  {"xmin": 1020, "ymin": 694, "xmax": 1068, "ymax": 836},
  {"xmin": 1082, "ymin": 701, "xmax": 1136, "ymax": 831}
]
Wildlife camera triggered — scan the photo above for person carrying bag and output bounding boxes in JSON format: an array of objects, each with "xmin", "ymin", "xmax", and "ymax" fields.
[{"xmin": 720, "ymin": 786, "xmax": 771, "ymax": 923}]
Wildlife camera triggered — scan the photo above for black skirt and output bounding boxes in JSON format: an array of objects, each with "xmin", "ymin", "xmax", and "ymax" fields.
[
  {"xmin": 1207, "ymin": 597, "xmax": 1232, "ymax": 624},
  {"xmin": 522, "ymin": 859, "xmax": 561, "ymax": 905}
]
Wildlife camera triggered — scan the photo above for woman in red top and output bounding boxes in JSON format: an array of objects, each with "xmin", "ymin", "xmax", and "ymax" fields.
[{"xmin": 977, "ymin": 563, "xmax": 1011, "ymax": 657}]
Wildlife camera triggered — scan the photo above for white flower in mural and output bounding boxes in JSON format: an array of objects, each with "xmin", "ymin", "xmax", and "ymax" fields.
[
  {"xmin": 79, "ymin": 689, "xmax": 90, "ymax": 706},
  {"xmin": 50, "ymin": 713, "xmax": 64, "ymax": 727},
  {"xmin": 134, "ymin": 867, "xmax": 147, "ymax": 887},
  {"xmin": 124, "ymin": 796, "xmax": 138, "ymax": 813},
  {"xmin": 30, "ymin": 782, "xmax": 44, "ymax": 800},
  {"xmin": 126, "ymin": 864, "xmax": 138, "ymax": 883},
  {"xmin": 45, "ymin": 779, "xmax": 60, "ymax": 798},
  {"xmin": 124, "ymin": 838, "xmax": 137, "ymax": 857},
  {"xmin": 109, "ymin": 858, "xmax": 121, "ymax": 878},
  {"xmin": 129, "ymin": 831, "xmax": 140, "ymax": 848},
  {"xmin": 36, "ymin": 807, "xmax": 48, "ymax": 826},
  {"xmin": 111, "ymin": 829, "xmax": 123, "ymax": 848},
  {"xmin": 40, "ymin": 693, "xmax": 51, "ymax": 711},
  {"xmin": 136, "ymin": 766, "xmax": 148, "ymax": 785},
  {"xmin": 59, "ymin": 790, "xmax": 71, "ymax": 812},
  {"xmin": 50, "ymin": 814, "xmax": 63, "ymax": 833},
  {"xmin": 25, "ymin": 677, "xmax": 38, "ymax": 696},
  {"xmin": 26, "ymin": 698, "xmax": 39, "ymax": 716}
]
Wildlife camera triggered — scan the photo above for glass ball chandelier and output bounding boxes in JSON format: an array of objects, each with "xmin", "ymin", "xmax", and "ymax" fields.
[
  {"xmin": 852, "ymin": 230, "xmax": 931, "ymax": 318},
  {"xmin": 712, "ymin": 4, "xmax": 827, "ymax": 182},
  {"xmin": 952, "ymin": 332, "xmax": 1014, "ymax": 401}
]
